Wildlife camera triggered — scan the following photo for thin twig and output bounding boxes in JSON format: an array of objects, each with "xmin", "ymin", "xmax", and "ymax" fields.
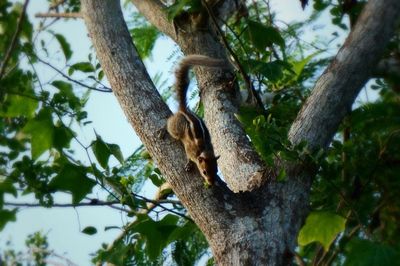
[
  {"xmin": 294, "ymin": 252, "xmax": 306, "ymax": 266},
  {"xmin": 37, "ymin": 57, "xmax": 112, "ymax": 92},
  {"xmin": 35, "ymin": 12, "xmax": 82, "ymax": 19},
  {"xmin": 0, "ymin": 0, "xmax": 30, "ymax": 80},
  {"xmin": 132, "ymin": 191, "xmax": 190, "ymax": 221},
  {"xmin": 5, "ymin": 200, "xmax": 124, "ymax": 208},
  {"xmin": 99, "ymin": 183, "xmax": 190, "ymax": 261},
  {"xmin": 321, "ymin": 224, "xmax": 361, "ymax": 266},
  {"xmin": 202, "ymin": 0, "xmax": 267, "ymax": 113}
]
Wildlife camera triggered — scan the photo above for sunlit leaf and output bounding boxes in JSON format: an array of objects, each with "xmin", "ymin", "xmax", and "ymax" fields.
[
  {"xmin": 0, "ymin": 94, "xmax": 37, "ymax": 118},
  {"xmin": 23, "ymin": 109, "xmax": 55, "ymax": 159},
  {"xmin": 130, "ymin": 26, "xmax": 159, "ymax": 59},
  {"xmin": 298, "ymin": 211, "xmax": 346, "ymax": 251},
  {"xmin": 291, "ymin": 51, "xmax": 321, "ymax": 81}
]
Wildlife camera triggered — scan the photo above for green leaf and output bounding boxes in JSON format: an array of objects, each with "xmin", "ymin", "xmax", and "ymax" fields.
[
  {"xmin": 298, "ymin": 211, "xmax": 346, "ymax": 251},
  {"xmin": 92, "ymin": 135, "xmax": 111, "ymax": 169},
  {"xmin": 0, "ymin": 94, "xmax": 38, "ymax": 118},
  {"xmin": 51, "ymin": 80, "xmax": 73, "ymax": 93},
  {"xmin": 23, "ymin": 109, "xmax": 55, "ymax": 159},
  {"xmin": 345, "ymin": 239, "xmax": 400, "ymax": 266},
  {"xmin": 168, "ymin": 221, "xmax": 197, "ymax": 243},
  {"xmin": 0, "ymin": 179, "xmax": 17, "ymax": 198},
  {"xmin": 92, "ymin": 135, "xmax": 124, "ymax": 168},
  {"xmin": 82, "ymin": 226, "xmax": 97, "ymax": 235},
  {"xmin": 165, "ymin": 0, "xmax": 202, "ymax": 20},
  {"xmin": 245, "ymin": 20, "xmax": 285, "ymax": 51},
  {"xmin": 51, "ymin": 80, "xmax": 81, "ymax": 110},
  {"xmin": 277, "ymin": 168, "xmax": 287, "ymax": 182},
  {"xmin": 49, "ymin": 163, "xmax": 96, "ymax": 204},
  {"xmin": 54, "ymin": 33, "xmax": 72, "ymax": 61},
  {"xmin": 69, "ymin": 62, "xmax": 95, "ymax": 73},
  {"xmin": 132, "ymin": 214, "xmax": 179, "ymax": 260},
  {"xmin": 291, "ymin": 51, "xmax": 321, "ymax": 81},
  {"xmin": 109, "ymin": 144, "xmax": 124, "ymax": 165},
  {"xmin": 245, "ymin": 60, "xmax": 287, "ymax": 82},
  {"xmin": 130, "ymin": 26, "xmax": 160, "ymax": 59},
  {"xmin": 0, "ymin": 209, "xmax": 17, "ymax": 231},
  {"xmin": 148, "ymin": 172, "xmax": 164, "ymax": 187},
  {"xmin": 53, "ymin": 125, "xmax": 73, "ymax": 150}
]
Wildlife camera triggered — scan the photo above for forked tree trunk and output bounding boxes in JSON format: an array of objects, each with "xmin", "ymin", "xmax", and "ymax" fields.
[{"xmin": 80, "ymin": 0, "xmax": 400, "ymax": 264}]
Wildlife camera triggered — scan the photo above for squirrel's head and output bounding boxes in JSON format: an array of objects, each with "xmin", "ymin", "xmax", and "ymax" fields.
[{"xmin": 197, "ymin": 152, "xmax": 220, "ymax": 185}]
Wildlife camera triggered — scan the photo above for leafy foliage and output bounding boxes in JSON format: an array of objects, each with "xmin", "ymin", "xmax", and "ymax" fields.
[
  {"xmin": 93, "ymin": 215, "xmax": 209, "ymax": 265},
  {"xmin": 229, "ymin": 1, "xmax": 400, "ymax": 265},
  {"xmin": 1, "ymin": 0, "xmax": 400, "ymax": 265},
  {"xmin": 165, "ymin": 0, "xmax": 202, "ymax": 20},
  {"xmin": 127, "ymin": 12, "xmax": 161, "ymax": 59},
  {"xmin": 344, "ymin": 239, "xmax": 400, "ymax": 266},
  {"xmin": 1, "ymin": 231, "xmax": 76, "ymax": 265}
]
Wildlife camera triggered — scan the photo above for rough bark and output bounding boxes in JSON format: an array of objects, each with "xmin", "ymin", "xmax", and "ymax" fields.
[
  {"xmin": 80, "ymin": 0, "xmax": 400, "ymax": 265},
  {"xmin": 80, "ymin": 0, "xmax": 235, "ymax": 244},
  {"xmin": 132, "ymin": 0, "xmax": 267, "ymax": 192},
  {"xmin": 288, "ymin": 0, "xmax": 400, "ymax": 148}
]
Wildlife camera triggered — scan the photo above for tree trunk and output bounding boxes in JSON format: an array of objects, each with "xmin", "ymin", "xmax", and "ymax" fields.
[{"xmin": 80, "ymin": 0, "xmax": 400, "ymax": 264}]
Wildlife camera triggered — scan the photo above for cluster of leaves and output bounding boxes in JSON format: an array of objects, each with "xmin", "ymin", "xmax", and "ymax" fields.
[
  {"xmin": 0, "ymin": 0, "xmax": 105, "ymax": 231},
  {"xmin": 297, "ymin": 81, "xmax": 400, "ymax": 265},
  {"xmin": 310, "ymin": 0, "xmax": 366, "ymax": 29},
  {"xmin": 2, "ymin": 231, "xmax": 49, "ymax": 265},
  {"xmin": 231, "ymin": 1, "xmax": 400, "ymax": 265},
  {"xmin": 164, "ymin": 0, "xmax": 203, "ymax": 20},
  {"xmin": 127, "ymin": 11, "xmax": 161, "ymax": 59},
  {"xmin": 2, "ymin": 0, "xmax": 400, "ymax": 265},
  {"xmin": 93, "ymin": 214, "xmax": 211, "ymax": 265},
  {"xmin": 0, "ymin": 1, "xmax": 210, "ymax": 265}
]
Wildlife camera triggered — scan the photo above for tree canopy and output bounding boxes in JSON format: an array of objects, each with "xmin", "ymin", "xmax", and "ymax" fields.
[{"xmin": 1, "ymin": 0, "xmax": 400, "ymax": 265}]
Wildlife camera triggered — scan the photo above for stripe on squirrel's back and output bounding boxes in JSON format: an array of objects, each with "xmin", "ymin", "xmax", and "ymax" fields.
[{"xmin": 180, "ymin": 111, "xmax": 206, "ymax": 141}]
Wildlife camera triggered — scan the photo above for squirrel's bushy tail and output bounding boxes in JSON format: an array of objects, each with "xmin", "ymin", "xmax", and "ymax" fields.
[{"xmin": 175, "ymin": 55, "xmax": 227, "ymax": 112}]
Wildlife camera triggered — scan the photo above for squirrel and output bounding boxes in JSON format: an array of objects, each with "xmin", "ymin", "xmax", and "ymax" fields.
[{"xmin": 167, "ymin": 55, "xmax": 226, "ymax": 186}]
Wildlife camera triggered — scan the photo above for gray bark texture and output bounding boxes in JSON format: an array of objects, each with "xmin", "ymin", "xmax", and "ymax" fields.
[{"xmin": 80, "ymin": 0, "xmax": 400, "ymax": 265}]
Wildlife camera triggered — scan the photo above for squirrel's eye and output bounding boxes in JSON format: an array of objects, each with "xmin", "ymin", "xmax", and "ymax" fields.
[{"xmin": 203, "ymin": 170, "xmax": 207, "ymax": 176}]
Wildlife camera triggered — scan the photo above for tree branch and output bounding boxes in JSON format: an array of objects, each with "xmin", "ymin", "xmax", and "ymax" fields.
[
  {"xmin": 0, "ymin": 0, "xmax": 30, "ymax": 80},
  {"xmin": 130, "ymin": 0, "xmax": 175, "ymax": 37},
  {"xmin": 80, "ymin": 0, "xmax": 235, "ymax": 240},
  {"xmin": 289, "ymin": 0, "xmax": 400, "ymax": 149},
  {"xmin": 100, "ymin": 183, "xmax": 188, "ymax": 260},
  {"xmin": 36, "ymin": 57, "xmax": 112, "ymax": 92},
  {"xmin": 210, "ymin": 0, "xmax": 248, "ymax": 22},
  {"xmin": 35, "ymin": 12, "xmax": 82, "ymax": 19},
  {"xmin": 203, "ymin": 0, "xmax": 266, "ymax": 111},
  {"xmin": 131, "ymin": 0, "xmax": 267, "ymax": 191},
  {"xmin": 4, "ymin": 200, "xmax": 127, "ymax": 212}
]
